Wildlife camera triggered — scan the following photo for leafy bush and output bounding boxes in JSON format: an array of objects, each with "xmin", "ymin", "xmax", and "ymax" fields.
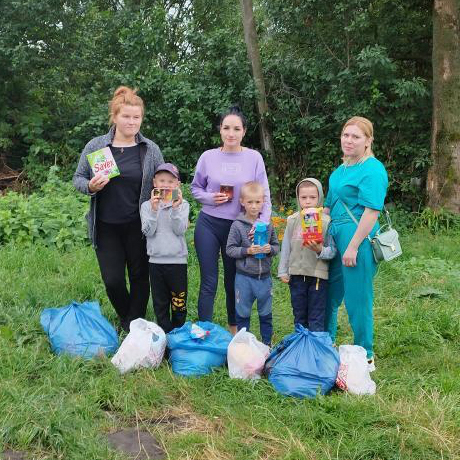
[
  {"xmin": 412, "ymin": 207, "xmax": 460, "ymax": 234},
  {"xmin": 0, "ymin": 167, "xmax": 89, "ymax": 249}
]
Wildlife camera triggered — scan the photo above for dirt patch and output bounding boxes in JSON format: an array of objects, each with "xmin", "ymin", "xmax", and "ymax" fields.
[
  {"xmin": 107, "ymin": 429, "xmax": 165, "ymax": 460},
  {"xmin": 2, "ymin": 450, "xmax": 28, "ymax": 460},
  {"xmin": 109, "ymin": 405, "xmax": 223, "ymax": 435},
  {"xmin": 149, "ymin": 406, "xmax": 222, "ymax": 434},
  {"xmin": 105, "ymin": 405, "xmax": 224, "ymax": 459}
]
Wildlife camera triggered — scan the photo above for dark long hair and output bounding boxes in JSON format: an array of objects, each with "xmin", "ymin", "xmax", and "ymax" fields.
[{"xmin": 218, "ymin": 105, "xmax": 247, "ymax": 130}]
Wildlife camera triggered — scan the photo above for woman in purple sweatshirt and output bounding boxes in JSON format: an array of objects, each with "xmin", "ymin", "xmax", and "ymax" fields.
[{"xmin": 191, "ymin": 106, "xmax": 272, "ymax": 333}]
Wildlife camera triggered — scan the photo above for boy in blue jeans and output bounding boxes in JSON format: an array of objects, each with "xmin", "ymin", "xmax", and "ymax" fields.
[{"xmin": 226, "ymin": 181, "xmax": 279, "ymax": 345}]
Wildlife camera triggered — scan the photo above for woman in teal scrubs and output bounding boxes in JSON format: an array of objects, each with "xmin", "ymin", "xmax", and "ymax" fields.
[{"xmin": 324, "ymin": 116, "xmax": 388, "ymax": 366}]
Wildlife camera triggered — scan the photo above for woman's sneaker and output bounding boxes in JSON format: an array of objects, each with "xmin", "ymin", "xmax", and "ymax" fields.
[{"xmin": 367, "ymin": 357, "xmax": 376, "ymax": 372}]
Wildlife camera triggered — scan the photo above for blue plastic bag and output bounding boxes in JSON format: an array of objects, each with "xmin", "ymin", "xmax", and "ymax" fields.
[
  {"xmin": 40, "ymin": 301, "xmax": 118, "ymax": 359},
  {"xmin": 167, "ymin": 321, "xmax": 232, "ymax": 376},
  {"xmin": 264, "ymin": 324, "xmax": 340, "ymax": 398}
]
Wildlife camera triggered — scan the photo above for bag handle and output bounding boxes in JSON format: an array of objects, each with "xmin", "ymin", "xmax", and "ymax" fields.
[{"xmin": 339, "ymin": 200, "xmax": 392, "ymax": 242}]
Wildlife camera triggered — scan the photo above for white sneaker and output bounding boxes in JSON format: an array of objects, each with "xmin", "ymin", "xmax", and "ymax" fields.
[{"xmin": 368, "ymin": 358, "xmax": 376, "ymax": 372}]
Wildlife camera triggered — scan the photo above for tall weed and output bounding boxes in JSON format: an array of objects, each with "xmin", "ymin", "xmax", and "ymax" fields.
[{"xmin": 413, "ymin": 207, "xmax": 460, "ymax": 234}]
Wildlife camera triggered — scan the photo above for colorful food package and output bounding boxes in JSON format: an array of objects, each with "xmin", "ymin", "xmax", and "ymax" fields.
[
  {"xmin": 153, "ymin": 188, "xmax": 179, "ymax": 202},
  {"xmin": 86, "ymin": 147, "xmax": 120, "ymax": 179},
  {"xmin": 301, "ymin": 207, "xmax": 323, "ymax": 245}
]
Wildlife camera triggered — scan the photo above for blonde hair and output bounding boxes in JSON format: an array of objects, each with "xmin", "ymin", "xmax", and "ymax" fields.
[
  {"xmin": 109, "ymin": 86, "xmax": 144, "ymax": 125},
  {"xmin": 240, "ymin": 181, "xmax": 264, "ymax": 199},
  {"xmin": 341, "ymin": 116, "xmax": 375, "ymax": 164}
]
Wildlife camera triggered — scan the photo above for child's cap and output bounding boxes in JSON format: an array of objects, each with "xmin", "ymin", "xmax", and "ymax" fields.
[{"xmin": 155, "ymin": 163, "xmax": 180, "ymax": 179}]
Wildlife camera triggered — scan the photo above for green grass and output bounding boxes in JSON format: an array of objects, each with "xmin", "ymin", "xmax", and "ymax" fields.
[{"xmin": 1, "ymin": 229, "xmax": 459, "ymax": 459}]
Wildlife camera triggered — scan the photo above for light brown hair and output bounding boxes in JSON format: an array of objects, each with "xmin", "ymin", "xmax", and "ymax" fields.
[
  {"xmin": 109, "ymin": 86, "xmax": 144, "ymax": 125},
  {"xmin": 240, "ymin": 181, "xmax": 264, "ymax": 199},
  {"xmin": 341, "ymin": 116, "xmax": 375, "ymax": 163}
]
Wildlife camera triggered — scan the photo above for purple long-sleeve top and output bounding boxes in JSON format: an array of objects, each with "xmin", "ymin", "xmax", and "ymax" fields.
[{"xmin": 191, "ymin": 147, "xmax": 272, "ymax": 223}]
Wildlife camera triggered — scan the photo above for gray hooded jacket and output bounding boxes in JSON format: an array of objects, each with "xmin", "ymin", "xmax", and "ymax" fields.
[
  {"xmin": 140, "ymin": 200, "xmax": 189, "ymax": 264},
  {"xmin": 226, "ymin": 213, "xmax": 280, "ymax": 278},
  {"xmin": 73, "ymin": 126, "xmax": 164, "ymax": 247},
  {"xmin": 278, "ymin": 178, "xmax": 336, "ymax": 280}
]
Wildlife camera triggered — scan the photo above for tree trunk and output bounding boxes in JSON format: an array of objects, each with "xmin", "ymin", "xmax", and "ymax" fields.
[
  {"xmin": 427, "ymin": 0, "xmax": 460, "ymax": 212},
  {"xmin": 239, "ymin": 0, "xmax": 275, "ymax": 175}
]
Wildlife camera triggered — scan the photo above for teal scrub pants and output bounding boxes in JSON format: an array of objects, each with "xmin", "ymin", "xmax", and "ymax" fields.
[{"xmin": 325, "ymin": 222, "xmax": 377, "ymax": 359}]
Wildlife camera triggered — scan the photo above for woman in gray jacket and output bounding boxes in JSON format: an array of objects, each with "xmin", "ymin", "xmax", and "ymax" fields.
[{"xmin": 73, "ymin": 86, "xmax": 164, "ymax": 332}]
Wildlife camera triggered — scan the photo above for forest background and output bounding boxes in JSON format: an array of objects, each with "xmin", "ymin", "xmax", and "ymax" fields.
[{"xmin": 0, "ymin": 0, "xmax": 433, "ymax": 207}]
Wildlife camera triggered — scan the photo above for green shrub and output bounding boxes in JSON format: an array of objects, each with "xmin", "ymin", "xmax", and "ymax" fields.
[
  {"xmin": 0, "ymin": 170, "xmax": 205, "ymax": 248},
  {"xmin": 0, "ymin": 167, "xmax": 89, "ymax": 249}
]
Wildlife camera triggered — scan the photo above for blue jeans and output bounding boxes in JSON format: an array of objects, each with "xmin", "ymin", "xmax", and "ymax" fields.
[
  {"xmin": 235, "ymin": 273, "xmax": 273, "ymax": 345},
  {"xmin": 194, "ymin": 212, "xmax": 236, "ymax": 325},
  {"xmin": 289, "ymin": 275, "xmax": 327, "ymax": 331}
]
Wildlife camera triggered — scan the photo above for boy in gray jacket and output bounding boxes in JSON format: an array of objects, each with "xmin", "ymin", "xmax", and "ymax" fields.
[
  {"xmin": 226, "ymin": 181, "xmax": 279, "ymax": 345},
  {"xmin": 140, "ymin": 163, "xmax": 189, "ymax": 333},
  {"xmin": 278, "ymin": 178, "xmax": 336, "ymax": 331}
]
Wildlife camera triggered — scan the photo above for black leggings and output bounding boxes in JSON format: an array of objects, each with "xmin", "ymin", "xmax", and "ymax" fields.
[
  {"xmin": 95, "ymin": 219, "xmax": 150, "ymax": 326},
  {"xmin": 194, "ymin": 212, "xmax": 236, "ymax": 325}
]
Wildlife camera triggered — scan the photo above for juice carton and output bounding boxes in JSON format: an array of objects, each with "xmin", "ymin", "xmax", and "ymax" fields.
[{"xmin": 301, "ymin": 207, "xmax": 323, "ymax": 245}]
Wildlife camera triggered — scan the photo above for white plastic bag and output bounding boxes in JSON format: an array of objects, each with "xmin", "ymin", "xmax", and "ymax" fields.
[
  {"xmin": 336, "ymin": 345, "xmax": 376, "ymax": 395},
  {"xmin": 111, "ymin": 319, "xmax": 166, "ymax": 374},
  {"xmin": 227, "ymin": 328, "xmax": 270, "ymax": 380}
]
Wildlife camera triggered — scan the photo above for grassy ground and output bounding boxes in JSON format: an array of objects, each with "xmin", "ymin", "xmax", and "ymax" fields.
[{"xmin": 0, "ymin": 230, "xmax": 459, "ymax": 460}]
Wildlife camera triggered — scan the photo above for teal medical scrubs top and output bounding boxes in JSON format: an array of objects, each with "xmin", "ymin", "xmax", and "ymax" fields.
[{"xmin": 325, "ymin": 157, "xmax": 388, "ymax": 236}]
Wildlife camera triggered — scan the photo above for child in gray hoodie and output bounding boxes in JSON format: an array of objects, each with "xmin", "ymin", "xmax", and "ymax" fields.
[
  {"xmin": 226, "ymin": 181, "xmax": 279, "ymax": 345},
  {"xmin": 140, "ymin": 163, "xmax": 189, "ymax": 333},
  {"xmin": 278, "ymin": 178, "xmax": 336, "ymax": 331}
]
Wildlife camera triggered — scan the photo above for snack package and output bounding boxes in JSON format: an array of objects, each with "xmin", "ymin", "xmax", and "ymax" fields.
[
  {"xmin": 190, "ymin": 323, "xmax": 210, "ymax": 339},
  {"xmin": 86, "ymin": 147, "xmax": 120, "ymax": 179},
  {"xmin": 301, "ymin": 207, "xmax": 323, "ymax": 245},
  {"xmin": 154, "ymin": 188, "xmax": 179, "ymax": 202}
]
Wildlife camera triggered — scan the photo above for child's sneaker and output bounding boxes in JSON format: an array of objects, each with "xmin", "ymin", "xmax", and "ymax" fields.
[{"xmin": 367, "ymin": 357, "xmax": 376, "ymax": 372}]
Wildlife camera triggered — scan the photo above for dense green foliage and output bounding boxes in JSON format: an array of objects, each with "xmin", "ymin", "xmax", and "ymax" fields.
[
  {"xmin": 0, "ymin": 168, "xmax": 204, "ymax": 247},
  {"xmin": 261, "ymin": 0, "xmax": 432, "ymax": 204},
  {"xmin": 1, "ymin": 0, "xmax": 431, "ymax": 206},
  {"xmin": 0, "ymin": 167, "xmax": 88, "ymax": 248},
  {"xmin": 1, "ymin": 233, "xmax": 459, "ymax": 459}
]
